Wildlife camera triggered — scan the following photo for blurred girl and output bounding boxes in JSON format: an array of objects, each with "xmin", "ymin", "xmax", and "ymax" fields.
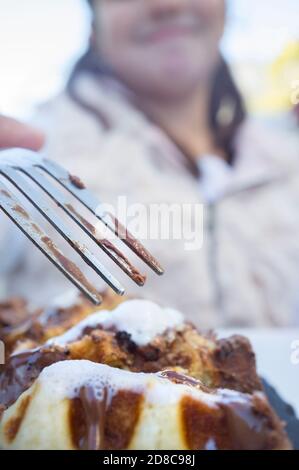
[{"xmin": 2, "ymin": 0, "xmax": 299, "ymax": 328}]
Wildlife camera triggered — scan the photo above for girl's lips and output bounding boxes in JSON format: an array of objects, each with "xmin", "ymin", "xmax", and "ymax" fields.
[{"xmin": 142, "ymin": 25, "xmax": 197, "ymax": 43}]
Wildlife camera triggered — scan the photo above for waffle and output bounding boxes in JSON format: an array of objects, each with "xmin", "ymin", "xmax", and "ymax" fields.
[
  {"xmin": 0, "ymin": 296, "xmax": 292, "ymax": 450},
  {"xmin": 0, "ymin": 290, "xmax": 123, "ymax": 357}
]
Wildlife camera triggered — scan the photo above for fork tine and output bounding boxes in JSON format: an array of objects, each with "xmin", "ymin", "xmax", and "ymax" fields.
[
  {"xmin": 0, "ymin": 181, "xmax": 102, "ymax": 305},
  {"xmin": 39, "ymin": 159, "xmax": 164, "ymax": 275},
  {"xmin": 1, "ymin": 167, "xmax": 125, "ymax": 296},
  {"xmin": 19, "ymin": 166, "xmax": 146, "ymax": 286}
]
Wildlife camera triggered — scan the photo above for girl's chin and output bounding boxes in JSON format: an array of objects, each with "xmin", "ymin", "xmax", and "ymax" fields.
[
  {"xmin": 153, "ymin": 49, "xmax": 204, "ymax": 77},
  {"xmin": 157, "ymin": 61, "xmax": 206, "ymax": 86}
]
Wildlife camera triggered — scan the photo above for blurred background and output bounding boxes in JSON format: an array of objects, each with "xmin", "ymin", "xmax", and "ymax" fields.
[{"xmin": 0, "ymin": 0, "xmax": 298, "ymax": 122}]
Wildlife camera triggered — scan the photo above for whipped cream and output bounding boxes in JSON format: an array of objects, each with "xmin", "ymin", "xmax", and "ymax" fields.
[
  {"xmin": 38, "ymin": 360, "xmax": 254, "ymax": 410},
  {"xmin": 48, "ymin": 299, "xmax": 184, "ymax": 347},
  {"xmin": 38, "ymin": 360, "xmax": 212, "ymax": 406}
]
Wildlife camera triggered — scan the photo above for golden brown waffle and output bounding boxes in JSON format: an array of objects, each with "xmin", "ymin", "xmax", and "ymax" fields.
[
  {"xmin": 0, "ymin": 289, "xmax": 124, "ymax": 357},
  {"xmin": 0, "ymin": 296, "xmax": 292, "ymax": 450}
]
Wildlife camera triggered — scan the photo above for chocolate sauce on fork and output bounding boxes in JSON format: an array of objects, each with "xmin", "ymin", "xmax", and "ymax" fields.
[
  {"xmin": 41, "ymin": 236, "xmax": 102, "ymax": 304},
  {"xmin": 69, "ymin": 174, "xmax": 86, "ymax": 190},
  {"xmin": 108, "ymin": 213, "xmax": 164, "ymax": 275},
  {"xmin": 65, "ymin": 203, "xmax": 146, "ymax": 286}
]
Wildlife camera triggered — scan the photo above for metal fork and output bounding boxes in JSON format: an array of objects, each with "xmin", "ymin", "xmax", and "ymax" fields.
[{"xmin": 0, "ymin": 149, "xmax": 164, "ymax": 305}]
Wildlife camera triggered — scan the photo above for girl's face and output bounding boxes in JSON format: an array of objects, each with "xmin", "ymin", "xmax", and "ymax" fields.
[{"xmin": 93, "ymin": 0, "xmax": 225, "ymax": 98}]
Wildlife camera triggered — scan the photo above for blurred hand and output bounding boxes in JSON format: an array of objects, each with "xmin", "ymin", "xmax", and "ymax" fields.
[{"xmin": 0, "ymin": 115, "xmax": 45, "ymax": 151}]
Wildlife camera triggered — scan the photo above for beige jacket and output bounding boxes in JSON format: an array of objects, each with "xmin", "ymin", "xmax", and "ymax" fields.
[{"xmin": 1, "ymin": 73, "xmax": 299, "ymax": 328}]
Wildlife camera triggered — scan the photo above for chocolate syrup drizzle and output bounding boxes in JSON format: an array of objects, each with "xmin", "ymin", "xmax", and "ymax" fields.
[
  {"xmin": 0, "ymin": 347, "xmax": 69, "ymax": 408},
  {"xmin": 158, "ymin": 370, "xmax": 213, "ymax": 393},
  {"xmin": 76, "ymin": 386, "xmax": 108, "ymax": 450},
  {"xmin": 158, "ymin": 370, "xmax": 288, "ymax": 449}
]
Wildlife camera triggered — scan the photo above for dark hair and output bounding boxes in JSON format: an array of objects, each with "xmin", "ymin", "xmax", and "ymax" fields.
[
  {"xmin": 209, "ymin": 58, "xmax": 246, "ymax": 164},
  {"xmin": 68, "ymin": 43, "xmax": 246, "ymax": 164}
]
